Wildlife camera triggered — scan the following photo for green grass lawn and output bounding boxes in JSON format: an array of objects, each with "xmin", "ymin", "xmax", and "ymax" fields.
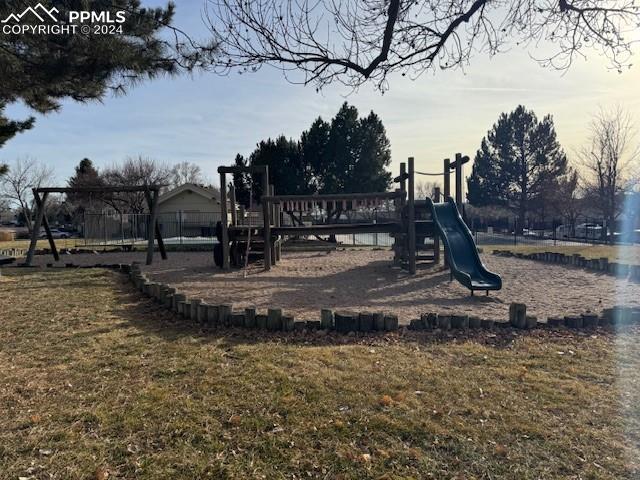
[
  {"xmin": 484, "ymin": 243, "xmax": 640, "ymax": 264},
  {"xmin": 1, "ymin": 268, "xmax": 640, "ymax": 479}
]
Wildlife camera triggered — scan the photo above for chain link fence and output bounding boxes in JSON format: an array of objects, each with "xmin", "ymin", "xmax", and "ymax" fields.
[
  {"xmin": 82, "ymin": 212, "xmax": 222, "ymax": 246},
  {"xmin": 465, "ymin": 214, "xmax": 638, "ymax": 247},
  {"xmin": 79, "ymin": 210, "xmax": 637, "ymax": 250}
]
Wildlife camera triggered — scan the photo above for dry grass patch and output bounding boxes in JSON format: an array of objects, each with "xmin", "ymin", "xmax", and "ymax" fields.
[
  {"xmin": 1, "ymin": 268, "xmax": 640, "ymax": 479},
  {"xmin": 0, "ymin": 238, "xmax": 80, "ymax": 251},
  {"xmin": 485, "ymin": 244, "xmax": 640, "ymax": 264}
]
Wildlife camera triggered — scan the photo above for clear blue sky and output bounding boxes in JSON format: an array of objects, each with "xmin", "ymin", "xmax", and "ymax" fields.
[{"xmin": 1, "ymin": 1, "xmax": 638, "ymax": 187}]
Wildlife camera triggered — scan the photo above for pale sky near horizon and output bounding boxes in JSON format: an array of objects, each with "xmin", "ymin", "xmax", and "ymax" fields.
[{"xmin": 1, "ymin": 1, "xmax": 639, "ymax": 188}]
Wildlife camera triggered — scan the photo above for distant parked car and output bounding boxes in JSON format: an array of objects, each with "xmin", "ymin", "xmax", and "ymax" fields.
[
  {"xmin": 39, "ymin": 229, "xmax": 70, "ymax": 239},
  {"xmin": 522, "ymin": 229, "xmax": 542, "ymax": 237},
  {"xmin": 555, "ymin": 223, "xmax": 607, "ymax": 239}
]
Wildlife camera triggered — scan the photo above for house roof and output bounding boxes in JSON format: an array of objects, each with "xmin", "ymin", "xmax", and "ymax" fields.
[{"xmin": 158, "ymin": 183, "xmax": 221, "ymax": 206}]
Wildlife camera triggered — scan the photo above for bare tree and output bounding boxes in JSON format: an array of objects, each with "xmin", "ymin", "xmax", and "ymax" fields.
[
  {"xmin": 0, "ymin": 197, "xmax": 11, "ymax": 218},
  {"xmin": 101, "ymin": 156, "xmax": 171, "ymax": 214},
  {"xmin": 0, "ymin": 157, "xmax": 54, "ymax": 232},
  {"xmin": 170, "ymin": 161, "xmax": 205, "ymax": 188},
  {"xmin": 205, "ymin": 0, "xmax": 640, "ymax": 90},
  {"xmin": 415, "ymin": 181, "xmax": 441, "ymax": 200},
  {"xmin": 578, "ymin": 106, "xmax": 639, "ymax": 239}
]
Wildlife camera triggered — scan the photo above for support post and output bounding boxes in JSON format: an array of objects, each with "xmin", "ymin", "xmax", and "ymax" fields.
[
  {"xmin": 229, "ymin": 184, "xmax": 237, "ymax": 226},
  {"xmin": 155, "ymin": 219, "xmax": 167, "ymax": 260},
  {"xmin": 443, "ymin": 158, "xmax": 450, "ymax": 267},
  {"xmin": 25, "ymin": 191, "xmax": 49, "ymax": 266},
  {"xmin": 399, "ymin": 162, "xmax": 407, "ymax": 201},
  {"xmin": 262, "ymin": 167, "xmax": 272, "ymax": 270},
  {"xmin": 407, "ymin": 157, "xmax": 416, "ymax": 274},
  {"xmin": 454, "ymin": 153, "xmax": 463, "ymax": 209},
  {"xmin": 144, "ymin": 189, "xmax": 167, "ymax": 261},
  {"xmin": 399, "ymin": 162, "xmax": 407, "ymax": 268},
  {"xmin": 219, "ymin": 173, "xmax": 230, "ymax": 270},
  {"xmin": 145, "ymin": 187, "xmax": 160, "ymax": 266},
  {"xmin": 270, "ymin": 184, "xmax": 281, "ymax": 262},
  {"xmin": 33, "ymin": 191, "xmax": 59, "ymax": 262},
  {"xmin": 443, "ymin": 158, "xmax": 451, "ymax": 199},
  {"xmin": 433, "ymin": 187, "xmax": 441, "ymax": 264},
  {"xmin": 152, "ymin": 191, "xmax": 167, "ymax": 260}
]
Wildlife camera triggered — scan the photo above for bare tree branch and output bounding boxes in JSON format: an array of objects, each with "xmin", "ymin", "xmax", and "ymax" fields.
[
  {"xmin": 0, "ymin": 157, "xmax": 54, "ymax": 232},
  {"xmin": 577, "ymin": 105, "xmax": 639, "ymax": 235},
  {"xmin": 203, "ymin": 0, "xmax": 640, "ymax": 89}
]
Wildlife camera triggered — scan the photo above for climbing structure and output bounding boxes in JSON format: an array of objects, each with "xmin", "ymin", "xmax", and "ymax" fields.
[{"xmin": 214, "ymin": 159, "xmax": 441, "ymax": 273}]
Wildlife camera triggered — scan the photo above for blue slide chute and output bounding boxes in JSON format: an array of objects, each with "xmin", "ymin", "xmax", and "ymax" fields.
[{"xmin": 426, "ymin": 197, "xmax": 502, "ymax": 294}]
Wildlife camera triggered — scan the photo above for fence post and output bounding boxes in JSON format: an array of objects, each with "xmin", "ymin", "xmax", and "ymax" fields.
[{"xmin": 514, "ymin": 218, "xmax": 517, "ymax": 246}]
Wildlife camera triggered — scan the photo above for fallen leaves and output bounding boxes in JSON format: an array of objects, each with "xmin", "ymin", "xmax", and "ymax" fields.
[
  {"xmin": 95, "ymin": 466, "xmax": 109, "ymax": 480},
  {"xmin": 392, "ymin": 391, "xmax": 406, "ymax": 402},
  {"xmin": 227, "ymin": 414, "xmax": 241, "ymax": 427},
  {"xmin": 494, "ymin": 444, "xmax": 508, "ymax": 458}
]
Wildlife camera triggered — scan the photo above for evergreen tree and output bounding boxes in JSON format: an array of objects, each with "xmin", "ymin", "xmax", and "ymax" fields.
[
  {"xmin": 0, "ymin": 1, "xmax": 211, "ymax": 148},
  {"xmin": 66, "ymin": 158, "xmax": 103, "ymax": 211},
  {"xmin": 467, "ymin": 105, "xmax": 567, "ymax": 228},
  {"xmin": 1, "ymin": 115, "xmax": 34, "ymax": 150},
  {"xmin": 248, "ymin": 136, "xmax": 312, "ymax": 200},
  {"xmin": 352, "ymin": 111, "xmax": 392, "ymax": 193},
  {"xmin": 232, "ymin": 154, "xmax": 251, "ymax": 207},
  {"xmin": 232, "ymin": 102, "xmax": 392, "ymax": 217},
  {"xmin": 299, "ymin": 117, "xmax": 330, "ymax": 192},
  {"xmin": 323, "ymin": 103, "xmax": 361, "ymax": 193}
]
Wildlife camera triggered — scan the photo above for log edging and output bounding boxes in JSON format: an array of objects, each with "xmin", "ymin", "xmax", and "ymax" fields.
[
  {"xmin": 492, "ymin": 249, "xmax": 640, "ymax": 283},
  {"xmin": 126, "ymin": 261, "xmax": 640, "ymax": 335}
]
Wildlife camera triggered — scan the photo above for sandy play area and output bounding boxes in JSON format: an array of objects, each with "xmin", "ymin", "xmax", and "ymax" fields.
[{"xmin": 25, "ymin": 249, "xmax": 640, "ymax": 323}]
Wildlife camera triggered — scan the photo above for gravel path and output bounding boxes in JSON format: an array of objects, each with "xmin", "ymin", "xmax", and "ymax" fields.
[{"xmin": 24, "ymin": 249, "xmax": 640, "ymax": 323}]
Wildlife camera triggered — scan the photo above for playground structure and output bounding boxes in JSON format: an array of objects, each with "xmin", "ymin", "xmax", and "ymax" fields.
[
  {"xmin": 216, "ymin": 159, "xmax": 436, "ymax": 274},
  {"xmin": 215, "ymin": 155, "xmax": 502, "ymax": 293},
  {"xmin": 20, "ymin": 157, "xmax": 501, "ymax": 294},
  {"xmin": 24, "ymin": 185, "xmax": 168, "ymax": 266}
]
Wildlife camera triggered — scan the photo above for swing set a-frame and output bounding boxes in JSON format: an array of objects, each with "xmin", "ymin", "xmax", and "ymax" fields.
[{"xmin": 24, "ymin": 185, "xmax": 168, "ymax": 266}]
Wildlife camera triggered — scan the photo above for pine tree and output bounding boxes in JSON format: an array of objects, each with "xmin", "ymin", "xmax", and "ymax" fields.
[
  {"xmin": 232, "ymin": 154, "xmax": 251, "ymax": 207},
  {"xmin": 300, "ymin": 117, "xmax": 330, "ymax": 192},
  {"xmin": 66, "ymin": 158, "xmax": 103, "ymax": 212},
  {"xmin": 324, "ymin": 102, "xmax": 361, "ymax": 193},
  {"xmin": 466, "ymin": 105, "xmax": 567, "ymax": 229},
  {"xmin": 0, "ymin": 1, "xmax": 210, "ymax": 148},
  {"xmin": 352, "ymin": 111, "xmax": 392, "ymax": 193},
  {"xmin": 232, "ymin": 102, "xmax": 392, "ymax": 216}
]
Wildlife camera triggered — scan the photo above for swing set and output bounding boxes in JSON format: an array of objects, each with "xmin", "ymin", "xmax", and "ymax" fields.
[{"xmin": 24, "ymin": 185, "xmax": 168, "ymax": 266}]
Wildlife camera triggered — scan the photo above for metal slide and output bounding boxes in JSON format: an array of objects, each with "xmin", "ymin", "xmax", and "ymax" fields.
[{"xmin": 426, "ymin": 197, "xmax": 502, "ymax": 294}]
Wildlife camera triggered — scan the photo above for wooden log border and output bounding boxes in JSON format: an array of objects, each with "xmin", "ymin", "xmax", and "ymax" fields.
[
  {"xmin": 492, "ymin": 249, "xmax": 640, "ymax": 283},
  {"xmin": 7, "ymin": 261, "xmax": 640, "ymax": 335}
]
